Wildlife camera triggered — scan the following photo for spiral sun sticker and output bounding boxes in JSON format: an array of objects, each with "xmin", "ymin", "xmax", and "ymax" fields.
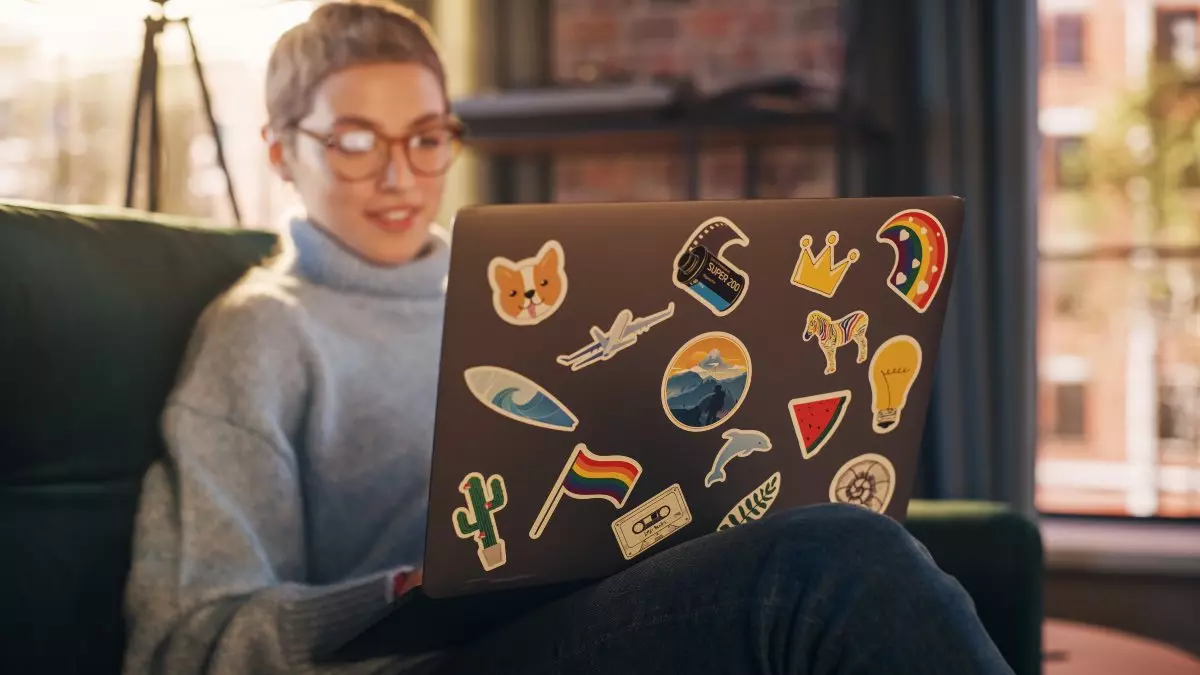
[{"xmin": 829, "ymin": 453, "xmax": 896, "ymax": 514}]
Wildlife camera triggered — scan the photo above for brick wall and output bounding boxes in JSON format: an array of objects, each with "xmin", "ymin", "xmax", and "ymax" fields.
[{"xmin": 550, "ymin": 0, "xmax": 844, "ymax": 203}]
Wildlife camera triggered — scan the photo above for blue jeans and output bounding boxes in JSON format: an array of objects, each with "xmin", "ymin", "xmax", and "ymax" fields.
[{"xmin": 402, "ymin": 503, "xmax": 1013, "ymax": 674}]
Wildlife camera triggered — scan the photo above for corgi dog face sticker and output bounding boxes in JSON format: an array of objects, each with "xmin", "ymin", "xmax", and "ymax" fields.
[{"xmin": 488, "ymin": 240, "xmax": 569, "ymax": 326}]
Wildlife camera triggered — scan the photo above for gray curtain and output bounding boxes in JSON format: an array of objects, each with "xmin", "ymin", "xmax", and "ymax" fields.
[{"xmin": 847, "ymin": 0, "xmax": 1039, "ymax": 513}]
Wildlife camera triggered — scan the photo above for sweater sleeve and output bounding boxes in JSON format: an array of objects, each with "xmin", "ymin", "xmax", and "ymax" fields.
[{"xmin": 121, "ymin": 280, "xmax": 414, "ymax": 675}]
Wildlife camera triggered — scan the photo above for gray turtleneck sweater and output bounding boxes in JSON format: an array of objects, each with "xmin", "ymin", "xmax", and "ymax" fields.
[{"xmin": 122, "ymin": 219, "xmax": 450, "ymax": 675}]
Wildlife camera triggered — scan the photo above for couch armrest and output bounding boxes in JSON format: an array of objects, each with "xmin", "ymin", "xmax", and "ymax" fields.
[{"xmin": 905, "ymin": 500, "xmax": 1044, "ymax": 675}]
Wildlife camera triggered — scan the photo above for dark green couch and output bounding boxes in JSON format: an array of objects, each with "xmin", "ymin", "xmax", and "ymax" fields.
[{"xmin": 0, "ymin": 200, "xmax": 1044, "ymax": 675}]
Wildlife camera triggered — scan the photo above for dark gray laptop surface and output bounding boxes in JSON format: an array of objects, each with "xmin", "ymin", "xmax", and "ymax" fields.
[{"xmin": 421, "ymin": 196, "xmax": 964, "ymax": 600}]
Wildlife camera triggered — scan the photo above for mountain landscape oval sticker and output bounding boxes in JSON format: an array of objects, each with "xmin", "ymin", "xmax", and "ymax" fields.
[{"xmin": 661, "ymin": 331, "xmax": 752, "ymax": 432}]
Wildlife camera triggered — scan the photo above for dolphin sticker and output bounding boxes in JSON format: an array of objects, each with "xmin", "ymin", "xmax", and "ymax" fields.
[
  {"xmin": 463, "ymin": 366, "xmax": 578, "ymax": 432},
  {"xmin": 704, "ymin": 429, "xmax": 772, "ymax": 487}
]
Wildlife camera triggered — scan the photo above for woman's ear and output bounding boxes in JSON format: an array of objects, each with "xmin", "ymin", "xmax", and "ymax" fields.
[{"xmin": 263, "ymin": 125, "xmax": 294, "ymax": 183}]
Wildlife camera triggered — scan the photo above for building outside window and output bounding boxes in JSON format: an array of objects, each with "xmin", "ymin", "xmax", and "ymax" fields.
[{"xmin": 1037, "ymin": 0, "xmax": 1200, "ymax": 519}]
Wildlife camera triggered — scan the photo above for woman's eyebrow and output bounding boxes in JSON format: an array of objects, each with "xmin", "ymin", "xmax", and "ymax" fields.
[{"xmin": 404, "ymin": 112, "xmax": 450, "ymax": 131}]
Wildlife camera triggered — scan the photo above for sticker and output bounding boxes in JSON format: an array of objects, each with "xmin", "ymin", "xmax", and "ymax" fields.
[
  {"xmin": 672, "ymin": 216, "xmax": 750, "ymax": 317},
  {"xmin": 704, "ymin": 429, "xmax": 772, "ymax": 487},
  {"xmin": 452, "ymin": 472, "xmax": 509, "ymax": 571},
  {"xmin": 529, "ymin": 444, "xmax": 643, "ymax": 540},
  {"xmin": 716, "ymin": 471, "xmax": 781, "ymax": 531},
  {"xmin": 487, "ymin": 240, "xmax": 569, "ymax": 326},
  {"xmin": 556, "ymin": 302, "xmax": 675, "ymax": 371},
  {"xmin": 611, "ymin": 483, "xmax": 692, "ymax": 560},
  {"xmin": 661, "ymin": 331, "xmax": 752, "ymax": 432},
  {"xmin": 802, "ymin": 309, "xmax": 869, "ymax": 375},
  {"xmin": 463, "ymin": 366, "xmax": 578, "ymax": 432},
  {"xmin": 877, "ymin": 209, "xmax": 948, "ymax": 313},
  {"xmin": 790, "ymin": 231, "xmax": 860, "ymax": 298},
  {"xmin": 829, "ymin": 453, "xmax": 896, "ymax": 514},
  {"xmin": 788, "ymin": 390, "xmax": 851, "ymax": 460},
  {"xmin": 868, "ymin": 335, "xmax": 923, "ymax": 434}
]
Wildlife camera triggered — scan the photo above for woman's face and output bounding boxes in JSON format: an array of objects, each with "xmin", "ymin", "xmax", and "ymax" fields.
[{"xmin": 268, "ymin": 62, "xmax": 455, "ymax": 266}]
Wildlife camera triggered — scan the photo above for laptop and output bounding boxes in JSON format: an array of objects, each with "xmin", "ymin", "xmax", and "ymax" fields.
[{"xmin": 421, "ymin": 195, "xmax": 964, "ymax": 600}]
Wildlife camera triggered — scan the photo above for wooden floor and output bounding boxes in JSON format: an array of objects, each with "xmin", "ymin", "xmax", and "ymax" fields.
[{"xmin": 1044, "ymin": 619, "xmax": 1200, "ymax": 675}]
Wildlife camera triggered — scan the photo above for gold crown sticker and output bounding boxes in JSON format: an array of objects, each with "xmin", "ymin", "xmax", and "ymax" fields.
[{"xmin": 790, "ymin": 231, "xmax": 860, "ymax": 298}]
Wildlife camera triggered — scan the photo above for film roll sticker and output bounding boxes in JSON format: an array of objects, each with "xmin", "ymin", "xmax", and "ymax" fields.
[
  {"xmin": 611, "ymin": 483, "xmax": 693, "ymax": 560},
  {"xmin": 672, "ymin": 216, "xmax": 751, "ymax": 317},
  {"xmin": 876, "ymin": 209, "xmax": 948, "ymax": 314}
]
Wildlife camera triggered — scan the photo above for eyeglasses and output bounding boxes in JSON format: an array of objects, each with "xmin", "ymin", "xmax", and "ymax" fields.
[{"xmin": 293, "ymin": 116, "xmax": 466, "ymax": 181}]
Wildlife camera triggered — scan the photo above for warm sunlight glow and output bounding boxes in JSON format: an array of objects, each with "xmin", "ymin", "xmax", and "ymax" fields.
[{"xmin": 5, "ymin": 0, "xmax": 315, "ymax": 70}]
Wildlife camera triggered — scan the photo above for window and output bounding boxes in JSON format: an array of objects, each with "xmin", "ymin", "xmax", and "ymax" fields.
[
  {"xmin": 1051, "ymin": 13, "xmax": 1086, "ymax": 67},
  {"xmin": 1051, "ymin": 136, "xmax": 1088, "ymax": 190},
  {"xmin": 1157, "ymin": 8, "xmax": 1200, "ymax": 73},
  {"xmin": 1158, "ymin": 384, "xmax": 1193, "ymax": 442},
  {"xmin": 0, "ymin": 0, "xmax": 467, "ymax": 230},
  {"xmin": 1051, "ymin": 382, "xmax": 1087, "ymax": 439},
  {"xmin": 1036, "ymin": 2, "xmax": 1200, "ymax": 519}
]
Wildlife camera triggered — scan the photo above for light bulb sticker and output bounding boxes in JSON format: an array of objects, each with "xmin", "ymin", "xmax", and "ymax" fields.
[
  {"xmin": 829, "ymin": 453, "xmax": 896, "ymax": 514},
  {"xmin": 802, "ymin": 309, "xmax": 869, "ymax": 375},
  {"xmin": 867, "ymin": 335, "xmax": 923, "ymax": 434}
]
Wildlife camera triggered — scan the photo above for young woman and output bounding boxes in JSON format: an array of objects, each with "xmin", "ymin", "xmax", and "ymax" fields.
[{"xmin": 122, "ymin": 2, "xmax": 1014, "ymax": 674}]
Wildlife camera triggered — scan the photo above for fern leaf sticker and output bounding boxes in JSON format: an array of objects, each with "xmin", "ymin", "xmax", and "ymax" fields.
[{"xmin": 716, "ymin": 471, "xmax": 781, "ymax": 531}]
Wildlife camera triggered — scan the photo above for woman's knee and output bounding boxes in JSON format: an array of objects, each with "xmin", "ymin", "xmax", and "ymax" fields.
[{"xmin": 748, "ymin": 503, "xmax": 931, "ymax": 568}]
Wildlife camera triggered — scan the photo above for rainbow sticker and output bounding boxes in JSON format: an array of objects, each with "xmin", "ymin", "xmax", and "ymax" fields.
[{"xmin": 876, "ymin": 209, "xmax": 948, "ymax": 313}]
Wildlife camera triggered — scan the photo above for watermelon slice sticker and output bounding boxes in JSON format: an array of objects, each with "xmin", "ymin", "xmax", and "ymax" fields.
[{"xmin": 787, "ymin": 390, "xmax": 852, "ymax": 460}]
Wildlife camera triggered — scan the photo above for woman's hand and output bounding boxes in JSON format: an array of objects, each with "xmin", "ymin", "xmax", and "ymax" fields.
[{"xmin": 391, "ymin": 568, "xmax": 423, "ymax": 600}]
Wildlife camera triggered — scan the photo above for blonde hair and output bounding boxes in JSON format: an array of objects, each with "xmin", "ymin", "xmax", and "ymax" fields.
[{"xmin": 265, "ymin": 0, "xmax": 447, "ymax": 132}]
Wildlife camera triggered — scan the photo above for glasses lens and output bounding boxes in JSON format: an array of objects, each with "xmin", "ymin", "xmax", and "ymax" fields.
[
  {"xmin": 406, "ymin": 127, "xmax": 461, "ymax": 175},
  {"xmin": 327, "ymin": 123, "xmax": 386, "ymax": 180}
]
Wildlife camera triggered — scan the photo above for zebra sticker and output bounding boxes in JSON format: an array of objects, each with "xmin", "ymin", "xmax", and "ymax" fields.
[{"xmin": 802, "ymin": 309, "xmax": 869, "ymax": 375}]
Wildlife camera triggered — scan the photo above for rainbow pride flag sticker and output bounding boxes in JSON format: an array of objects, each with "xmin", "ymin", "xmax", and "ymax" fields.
[
  {"xmin": 529, "ymin": 444, "xmax": 642, "ymax": 540},
  {"xmin": 876, "ymin": 209, "xmax": 949, "ymax": 313}
]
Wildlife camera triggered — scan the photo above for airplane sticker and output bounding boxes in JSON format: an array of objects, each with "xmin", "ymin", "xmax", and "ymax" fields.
[{"xmin": 556, "ymin": 303, "xmax": 676, "ymax": 372}]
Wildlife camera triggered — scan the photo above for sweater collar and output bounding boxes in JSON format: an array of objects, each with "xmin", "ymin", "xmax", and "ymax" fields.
[{"xmin": 283, "ymin": 217, "xmax": 450, "ymax": 299}]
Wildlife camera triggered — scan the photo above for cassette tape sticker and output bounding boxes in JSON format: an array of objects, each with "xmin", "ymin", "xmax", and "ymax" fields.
[
  {"xmin": 611, "ymin": 484, "xmax": 693, "ymax": 560},
  {"xmin": 829, "ymin": 453, "xmax": 896, "ymax": 514},
  {"xmin": 802, "ymin": 309, "xmax": 869, "ymax": 375},
  {"xmin": 487, "ymin": 240, "xmax": 568, "ymax": 326},
  {"xmin": 717, "ymin": 472, "xmax": 781, "ymax": 532},
  {"xmin": 451, "ymin": 472, "xmax": 509, "ymax": 572},
  {"xmin": 529, "ymin": 444, "xmax": 643, "ymax": 540},
  {"xmin": 673, "ymin": 216, "xmax": 750, "ymax": 317},
  {"xmin": 556, "ymin": 303, "xmax": 675, "ymax": 372},
  {"xmin": 704, "ymin": 429, "xmax": 772, "ymax": 488},
  {"xmin": 661, "ymin": 332, "xmax": 753, "ymax": 433}
]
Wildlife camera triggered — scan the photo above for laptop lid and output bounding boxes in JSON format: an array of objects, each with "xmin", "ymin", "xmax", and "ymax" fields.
[{"xmin": 423, "ymin": 196, "xmax": 964, "ymax": 599}]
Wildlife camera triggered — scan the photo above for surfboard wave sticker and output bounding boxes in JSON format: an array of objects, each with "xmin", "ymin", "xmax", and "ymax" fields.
[{"xmin": 463, "ymin": 366, "xmax": 578, "ymax": 432}]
